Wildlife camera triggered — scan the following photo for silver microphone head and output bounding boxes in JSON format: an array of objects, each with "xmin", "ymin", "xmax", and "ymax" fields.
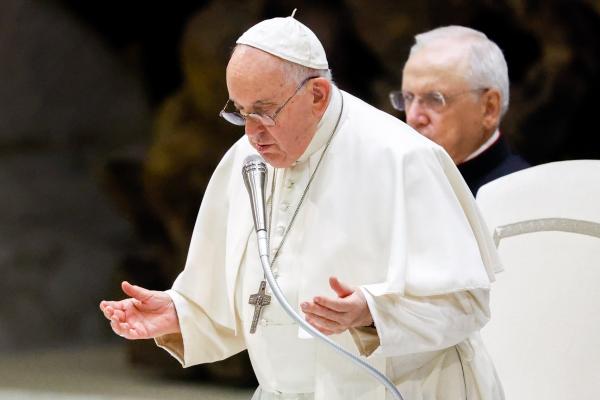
[{"xmin": 242, "ymin": 155, "xmax": 268, "ymax": 232}]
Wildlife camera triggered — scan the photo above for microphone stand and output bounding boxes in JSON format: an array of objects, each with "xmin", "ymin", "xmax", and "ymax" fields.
[{"xmin": 243, "ymin": 156, "xmax": 404, "ymax": 400}]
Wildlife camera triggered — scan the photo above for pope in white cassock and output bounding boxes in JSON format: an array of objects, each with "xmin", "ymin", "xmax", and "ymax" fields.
[{"xmin": 100, "ymin": 14, "xmax": 505, "ymax": 400}]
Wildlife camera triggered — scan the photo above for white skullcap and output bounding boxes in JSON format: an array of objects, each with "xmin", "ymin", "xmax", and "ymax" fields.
[{"xmin": 236, "ymin": 10, "xmax": 329, "ymax": 70}]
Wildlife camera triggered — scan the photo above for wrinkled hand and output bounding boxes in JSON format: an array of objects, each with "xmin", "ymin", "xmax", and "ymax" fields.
[
  {"xmin": 300, "ymin": 277, "xmax": 373, "ymax": 335},
  {"xmin": 99, "ymin": 281, "xmax": 180, "ymax": 340}
]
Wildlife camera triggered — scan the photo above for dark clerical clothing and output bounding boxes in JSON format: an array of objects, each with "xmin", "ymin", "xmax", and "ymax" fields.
[{"xmin": 458, "ymin": 135, "xmax": 529, "ymax": 195}]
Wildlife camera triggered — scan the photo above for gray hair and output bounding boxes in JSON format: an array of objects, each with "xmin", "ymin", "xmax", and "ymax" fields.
[
  {"xmin": 279, "ymin": 60, "xmax": 332, "ymax": 85},
  {"xmin": 410, "ymin": 26, "xmax": 509, "ymax": 118}
]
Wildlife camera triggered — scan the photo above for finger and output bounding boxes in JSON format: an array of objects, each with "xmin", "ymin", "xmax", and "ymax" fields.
[
  {"xmin": 111, "ymin": 308, "xmax": 126, "ymax": 322},
  {"xmin": 111, "ymin": 320, "xmax": 143, "ymax": 340},
  {"xmin": 110, "ymin": 312, "xmax": 123, "ymax": 327},
  {"xmin": 301, "ymin": 301, "xmax": 343, "ymax": 323},
  {"xmin": 121, "ymin": 281, "xmax": 153, "ymax": 302},
  {"xmin": 101, "ymin": 305, "xmax": 114, "ymax": 320},
  {"xmin": 316, "ymin": 326, "xmax": 336, "ymax": 336},
  {"xmin": 305, "ymin": 317, "xmax": 337, "ymax": 336},
  {"xmin": 100, "ymin": 300, "xmax": 128, "ymax": 313},
  {"xmin": 329, "ymin": 276, "xmax": 354, "ymax": 298},
  {"xmin": 103, "ymin": 304, "xmax": 127, "ymax": 321},
  {"xmin": 110, "ymin": 319, "xmax": 128, "ymax": 337},
  {"xmin": 313, "ymin": 295, "xmax": 351, "ymax": 312},
  {"xmin": 99, "ymin": 301, "xmax": 109, "ymax": 314},
  {"xmin": 130, "ymin": 321, "xmax": 149, "ymax": 338},
  {"xmin": 126, "ymin": 328, "xmax": 142, "ymax": 339},
  {"xmin": 100, "ymin": 299, "xmax": 133, "ymax": 321},
  {"xmin": 305, "ymin": 312, "xmax": 341, "ymax": 330}
]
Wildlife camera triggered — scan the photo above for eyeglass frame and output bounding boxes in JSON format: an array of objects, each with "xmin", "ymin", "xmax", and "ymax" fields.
[
  {"xmin": 389, "ymin": 88, "xmax": 488, "ymax": 113},
  {"xmin": 219, "ymin": 75, "xmax": 320, "ymax": 127}
]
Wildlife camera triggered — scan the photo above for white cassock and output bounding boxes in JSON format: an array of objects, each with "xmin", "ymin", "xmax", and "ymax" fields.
[{"xmin": 155, "ymin": 87, "xmax": 505, "ymax": 400}]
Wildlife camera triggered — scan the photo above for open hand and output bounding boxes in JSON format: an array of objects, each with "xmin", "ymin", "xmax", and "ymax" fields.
[
  {"xmin": 99, "ymin": 281, "xmax": 180, "ymax": 339},
  {"xmin": 300, "ymin": 277, "xmax": 373, "ymax": 335}
]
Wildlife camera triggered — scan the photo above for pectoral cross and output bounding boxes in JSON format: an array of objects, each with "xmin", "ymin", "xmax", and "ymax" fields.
[{"xmin": 248, "ymin": 280, "xmax": 271, "ymax": 334}]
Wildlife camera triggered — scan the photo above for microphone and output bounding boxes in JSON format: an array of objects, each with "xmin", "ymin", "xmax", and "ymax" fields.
[{"xmin": 242, "ymin": 155, "xmax": 269, "ymax": 257}]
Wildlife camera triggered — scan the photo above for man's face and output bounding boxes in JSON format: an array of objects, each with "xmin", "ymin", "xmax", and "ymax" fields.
[
  {"xmin": 225, "ymin": 46, "xmax": 319, "ymax": 168},
  {"xmin": 401, "ymin": 44, "xmax": 488, "ymax": 164}
]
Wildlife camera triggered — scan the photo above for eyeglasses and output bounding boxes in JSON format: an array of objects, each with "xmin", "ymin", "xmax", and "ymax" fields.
[
  {"xmin": 219, "ymin": 76, "xmax": 319, "ymax": 127},
  {"xmin": 389, "ymin": 88, "xmax": 487, "ymax": 113}
]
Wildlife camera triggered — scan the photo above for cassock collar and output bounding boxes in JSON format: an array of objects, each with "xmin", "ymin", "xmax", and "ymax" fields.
[
  {"xmin": 295, "ymin": 85, "xmax": 342, "ymax": 164},
  {"xmin": 463, "ymin": 129, "xmax": 500, "ymax": 162},
  {"xmin": 458, "ymin": 133, "xmax": 510, "ymax": 177}
]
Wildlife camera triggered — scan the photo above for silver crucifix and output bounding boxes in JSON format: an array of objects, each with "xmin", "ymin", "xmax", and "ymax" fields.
[{"xmin": 248, "ymin": 280, "xmax": 271, "ymax": 334}]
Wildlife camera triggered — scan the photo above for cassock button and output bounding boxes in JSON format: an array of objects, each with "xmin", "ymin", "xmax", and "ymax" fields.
[
  {"xmin": 279, "ymin": 202, "xmax": 290, "ymax": 211},
  {"xmin": 260, "ymin": 318, "xmax": 267, "ymax": 326},
  {"xmin": 276, "ymin": 225, "xmax": 285, "ymax": 235},
  {"xmin": 285, "ymin": 179, "xmax": 295, "ymax": 189}
]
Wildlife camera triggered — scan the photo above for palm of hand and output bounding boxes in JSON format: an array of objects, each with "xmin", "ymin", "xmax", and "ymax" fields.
[
  {"xmin": 301, "ymin": 276, "xmax": 373, "ymax": 335},
  {"xmin": 100, "ymin": 282, "xmax": 179, "ymax": 340},
  {"xmin": 119, "ymin": 295, "xmax": 173, "ymax": 338}
]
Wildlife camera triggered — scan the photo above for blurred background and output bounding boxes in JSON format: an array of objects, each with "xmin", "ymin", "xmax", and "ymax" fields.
[{"xmin": 1, "ymin": 0, "xmax": 598, "ymax": 398}]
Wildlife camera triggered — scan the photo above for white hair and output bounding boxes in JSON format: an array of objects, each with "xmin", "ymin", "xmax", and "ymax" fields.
[
  {"xmin": 279, "ymin": 60, "xmax": 332, "ymax": 85},
  {"xmin": 410, "ymin": 25, "xmax": 510, "ymax": 118}
]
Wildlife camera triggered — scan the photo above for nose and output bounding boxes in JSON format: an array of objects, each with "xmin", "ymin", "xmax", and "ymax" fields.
[
  {"xmin": 405, "ymin": 101, "xmax": 430, "ymax": 130},
  {"xmin": 244, "ymin": 118, "xmax": 265, "ymax": 141}
]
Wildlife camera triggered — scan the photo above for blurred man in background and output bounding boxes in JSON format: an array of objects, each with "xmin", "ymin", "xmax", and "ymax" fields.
[{"xmin": 390, "ymin": 25, "xmax": 529, "ymax": 195}]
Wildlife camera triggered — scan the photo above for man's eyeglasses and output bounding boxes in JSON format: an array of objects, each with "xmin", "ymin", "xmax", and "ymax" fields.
[
  {"xmin": 219, "ymin": 76, "xmax": 319, "ymax": 127},
  {"xmin": 389, "ymin": 88, "xmax": 487, "ymax": 113}
]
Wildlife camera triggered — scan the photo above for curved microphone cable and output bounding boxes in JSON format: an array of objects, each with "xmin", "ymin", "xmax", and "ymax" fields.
[{"xmin": 242, "ymin": 155, "xmax": 404, "ymax": 400}]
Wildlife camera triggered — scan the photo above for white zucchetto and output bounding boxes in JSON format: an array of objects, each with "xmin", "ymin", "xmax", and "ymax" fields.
[{"xmin": 236, "ymin": 11, "xmax": 329, "ymax": 70}]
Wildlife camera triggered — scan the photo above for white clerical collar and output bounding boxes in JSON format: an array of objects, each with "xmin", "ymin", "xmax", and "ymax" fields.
[
  {"xmin": 463, "ymin": 129, "xmax": 500, "ymax": 162},
  {"xmin": 295, "ymin": 85, "xmax": 342, "ymax": 164}
]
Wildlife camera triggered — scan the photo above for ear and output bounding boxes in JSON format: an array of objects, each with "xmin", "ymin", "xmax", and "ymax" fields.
[
  {"xmin": 310, "ymin": 78, "xmax": 332, "ymax": 117},
  {"xmin": 481, "ymin": 88, "xmax": 502, "ymax": 131}
]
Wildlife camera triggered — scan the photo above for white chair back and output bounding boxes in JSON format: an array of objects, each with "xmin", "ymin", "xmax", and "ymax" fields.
[{"xmin": 476, "ymin": 160, "xmax": 600, "ymax": 400}]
